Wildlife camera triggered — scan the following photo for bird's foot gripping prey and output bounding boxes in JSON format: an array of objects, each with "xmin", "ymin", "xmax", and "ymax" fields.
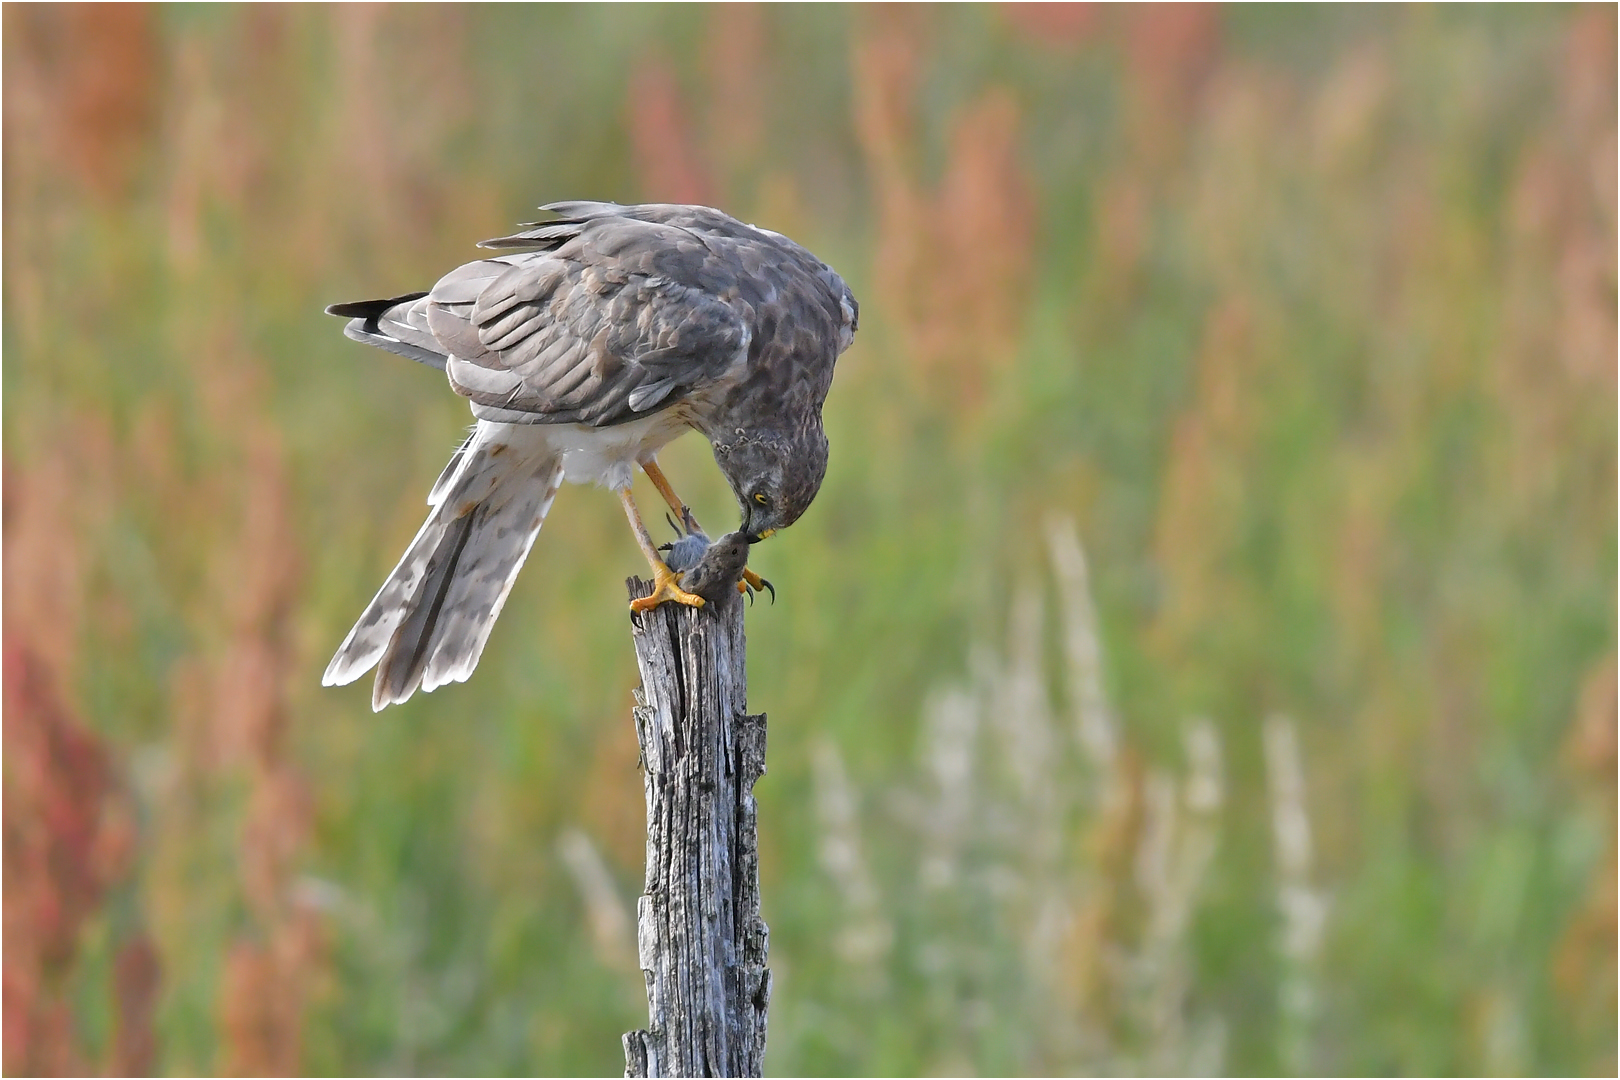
[
  {"xmin": 657, "ymin": 521, "xmax": 755, "ymax": 607},
  {"xmin": 619, "ymin": 484, "xmax": 706, "ymax": 614},
  {"xmin": 320, "ymin": 202, "xmax": 857, "ymax": 710},
  {"xmin": 658, "ymin": 514, "xmax": 773, "ymax": 606}
]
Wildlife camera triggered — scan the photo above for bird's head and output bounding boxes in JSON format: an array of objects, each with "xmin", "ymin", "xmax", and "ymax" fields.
[{"xmin": 712, "ymin": 423, "xmax": 828, "ymax": 543}]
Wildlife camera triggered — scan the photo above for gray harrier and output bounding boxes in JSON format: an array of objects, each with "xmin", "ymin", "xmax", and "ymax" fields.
[{"xmin": 321, "ymin": 202, "xmax": 858, "ymax": 711}]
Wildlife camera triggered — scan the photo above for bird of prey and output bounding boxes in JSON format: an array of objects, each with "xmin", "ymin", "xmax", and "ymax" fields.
[{"xmin": 321, "ymin": 201, "xmax": 858, "ymax": 711}]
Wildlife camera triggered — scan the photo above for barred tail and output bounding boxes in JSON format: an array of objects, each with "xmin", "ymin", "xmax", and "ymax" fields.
[{"xmin": 323, "ymin": 422, "xmax": 561, "ymax": 711}]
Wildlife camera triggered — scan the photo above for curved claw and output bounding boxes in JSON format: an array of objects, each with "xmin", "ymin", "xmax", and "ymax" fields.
[
  {"xmin": 630, "ymin": 565, "xmax": 706, "ymax": 613},
  {"xmin": 740, "ymin": 567, "xmax": 775, "ymax": 605}
]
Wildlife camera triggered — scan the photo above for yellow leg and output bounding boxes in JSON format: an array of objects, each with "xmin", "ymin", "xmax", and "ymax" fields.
[
  {"xmin": 641, "ymin": 459, "xmax": 701, "ymax": 535},
  {"xmin": 618, "ymin": 487, "xmax": 705, "ymax": 612}
]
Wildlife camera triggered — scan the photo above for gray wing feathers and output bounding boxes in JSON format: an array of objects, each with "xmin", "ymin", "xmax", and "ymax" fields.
[
  {"xmin": 323, "ymin": 425, "xmax": 562, "ymax": 711},
  {"xmin": 328, "ymin": 292, "xmax": 449, "ymax": 370},
  {"xmin": 434, "ymin": 250, "xmax": 749, "ymax": 426},
  {"xmin": 539, "ymin": 199, "xmax": 628, "ymax": 218},
  {"xmin": 444, "ymin": 355, "xmax": 527, "ymax": 401},
  {"xmin": 476, "ymin": 201, "xmax": 629, "ymax": 249},
  {"xmin": 332, "ymin": 202, "xmax": 849, "ymax": 430},
  {"xmin": 627, "ymin": 377, "xmax": 677, "ymax": 412},
  {"xmin": 342, "ymin": 318, "xmax": 447, "ymax": 370},
  {"xmin": 334, "ymin": 207, "xmax": 783, "ymax": 429}
]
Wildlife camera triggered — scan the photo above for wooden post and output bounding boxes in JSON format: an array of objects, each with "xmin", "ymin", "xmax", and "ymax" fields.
[{"xmin": 621, "ymin": 579, "xmax": 770, "ymax": 1078}]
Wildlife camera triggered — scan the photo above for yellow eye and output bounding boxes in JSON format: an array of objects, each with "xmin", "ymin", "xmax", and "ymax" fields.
[{"xmin": 753, "ymin": 492, "xmax": 769, "ymax": 506}]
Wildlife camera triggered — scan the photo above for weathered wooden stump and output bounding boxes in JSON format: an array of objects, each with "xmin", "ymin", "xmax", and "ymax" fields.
[{"xmin": 621, "ymin": 578, "xmax": 769, "ymax": 1078}]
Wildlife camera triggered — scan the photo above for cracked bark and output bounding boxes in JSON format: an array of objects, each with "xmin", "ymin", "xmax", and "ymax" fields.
[{"xmin": 621, "ymin": 579, "xmax": 769, "ymax": 1079}]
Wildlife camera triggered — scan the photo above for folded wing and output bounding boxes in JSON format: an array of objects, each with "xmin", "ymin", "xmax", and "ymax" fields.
[{"xmin": 332, "ymin": 205, "xmax": 761, "ymax": 428}]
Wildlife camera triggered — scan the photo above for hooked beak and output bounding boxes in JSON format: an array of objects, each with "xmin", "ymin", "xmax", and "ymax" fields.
[{"xmin": 745, "ymin": 528, "xmax": 776, "ymax": 545}]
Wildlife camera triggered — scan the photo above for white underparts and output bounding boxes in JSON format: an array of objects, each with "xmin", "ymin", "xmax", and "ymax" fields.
[{"xmin": 488, "ymin": 411, "xmax": 692, "ymax": 491}]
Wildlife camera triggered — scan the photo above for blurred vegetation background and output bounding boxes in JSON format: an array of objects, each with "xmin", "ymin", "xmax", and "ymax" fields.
[{"xmin": 3, "ymin": 4, "xmax": 1614, "ymax": 1076}]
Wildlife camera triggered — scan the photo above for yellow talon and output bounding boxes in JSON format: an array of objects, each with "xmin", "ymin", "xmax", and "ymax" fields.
[
  {"xmin": 630, "ymin": 563, "xmax": 706, "ymax": 613},
  {"xmin": 738, "ymin": 567, "xmax": 775, "ymax": 603}
]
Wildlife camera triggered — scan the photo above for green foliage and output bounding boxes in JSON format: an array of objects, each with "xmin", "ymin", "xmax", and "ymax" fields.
[{"xmin": 4, "ymin": 4, "xmax": 1612, "ymax": 1076}]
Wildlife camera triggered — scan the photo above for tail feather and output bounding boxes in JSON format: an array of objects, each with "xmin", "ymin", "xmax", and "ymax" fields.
[
  {"xmin": 420, "ymin": 465, "xmax": 562, "ymax": 693},
  {"xmin": 321, "ymin": 509, "xmax": 454, "ymax": 688},
  {"xmin": 371, "ymin": 507, "xmax": 479, "ymax": 709},
  {"xmin": 323, "ymin": 422, "xmax": 560, "ymax": 710},
  {"xmin": 428, "ymin": 429, "xmax": 477, "ymax": 505}
]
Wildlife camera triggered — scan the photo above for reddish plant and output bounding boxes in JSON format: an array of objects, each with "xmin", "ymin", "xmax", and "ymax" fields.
[
  {"xmin": 628, "ymin": 53, "xmax": 715, "ymax": 206},
  {"xmin": 854, "ymin": 9, "xmax": 1036, "ymax": 418},
  {"xmin": 1, "ymin": 645, "xmax": 140, "ymax": 1076},
  {"xmin": 3, "ymin": 3, "xmax": 160, "ymax": 203}
]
